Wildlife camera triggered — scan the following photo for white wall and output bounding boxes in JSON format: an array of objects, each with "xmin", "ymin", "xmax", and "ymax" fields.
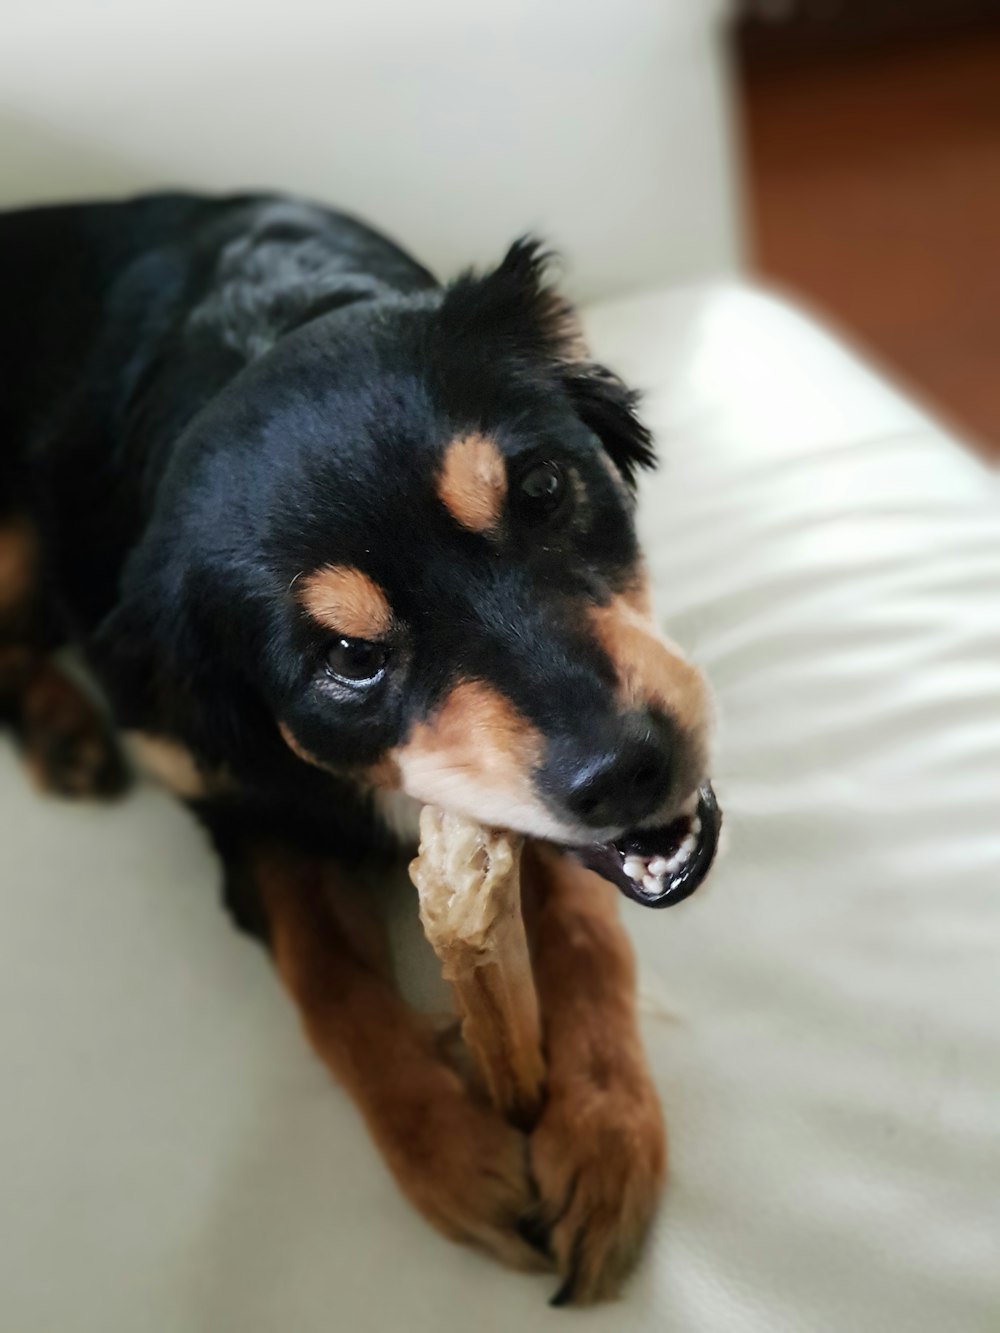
[{"xmin": 0, "ymin": 0, "xmax": 739, "ymax": 299}]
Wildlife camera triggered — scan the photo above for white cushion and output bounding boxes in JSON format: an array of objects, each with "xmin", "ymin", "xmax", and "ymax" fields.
[
  {"xmin": 0, "ymin": 0, "xmax": 737, "ymax": 300},
  {"xmin": 2, "ymin": 282, "xmax": 998, "ymax": 1330}
]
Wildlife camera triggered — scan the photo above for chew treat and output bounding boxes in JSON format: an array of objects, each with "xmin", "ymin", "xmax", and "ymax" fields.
[{"xmin": 410, "ymin": 806, "xmax": 546, "ymax": 1127}]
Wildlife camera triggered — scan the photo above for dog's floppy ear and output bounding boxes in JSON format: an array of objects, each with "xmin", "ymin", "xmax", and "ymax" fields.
[
  {"xmin": 90, "ymin": 526, "xmax": 274, "ymax": 766},
  {"xmin": 560, "ymin": 359, "xmax": 656, "ymax": 488},
  {"xmin": 443, "ymin": 238, "xmax": 656, "ymax": 486}
]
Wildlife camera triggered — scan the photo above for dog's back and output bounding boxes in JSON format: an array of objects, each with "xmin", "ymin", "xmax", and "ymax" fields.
[{"xmin": 0, "ymin": 192, "xmax": 434, "ymax": 624}]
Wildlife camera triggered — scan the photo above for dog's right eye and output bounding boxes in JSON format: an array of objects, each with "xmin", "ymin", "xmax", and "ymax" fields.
[
  {"xmin": 325, "ymin": 636, "xmax": 387, "ymax": 686},
  {"xmin": 514, "ymin": 460, "xmax": 567, "ymax": 523}
]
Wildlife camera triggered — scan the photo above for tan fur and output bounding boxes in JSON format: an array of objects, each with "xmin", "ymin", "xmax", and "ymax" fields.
[
  {"xmin": 522, "ymin": 843, "xmax": 667, "ymax": 1304},
  {"xmin": 436, "ymin": 434, "xmax": 507, "ymax": 534},
  {"xmin": 391, "ymin": 680, "xmax": 567, "ymax": 838},
  {"xmin": 364, "ymin": 754, "xmax": 403, "ymax": 789},
  {"xmin": 127, "ymin": 732, "xmax": 211, "ymax": 798},
  {"xmin": 253, "ymin": 846, "xmax": 547, "ymax": 1273},
  {"xmin": 278, "ymin": 720, "xmax": 322, "ymax": 768},
  {"xmin": 590, "ymin": 582, "xmax": 712, "ymax": 788},
  {"xmin": 0, "ymin": 516, "xmax": 37, "ymax": 617},
  {"xmin": 299, "ymin": 565, "xmax": 393, "ymax": 640}
]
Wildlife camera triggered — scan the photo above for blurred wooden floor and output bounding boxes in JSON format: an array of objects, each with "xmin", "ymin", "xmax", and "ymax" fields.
[{"xmin": 740, "ymin": 31, "xmax": 1000, "ymax": 461}]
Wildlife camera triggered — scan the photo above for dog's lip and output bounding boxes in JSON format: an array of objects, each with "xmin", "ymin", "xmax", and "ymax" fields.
[{"xmin": 571, "ymin": 783, "xmax": 722, "ymax": 908}]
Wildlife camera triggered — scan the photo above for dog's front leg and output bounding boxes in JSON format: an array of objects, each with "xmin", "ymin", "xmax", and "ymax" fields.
[
  {"xmin": 243, "ymin": 842, "xmax": 547, "ymax": 1272},
  {"xmin": 522, "ymin": 844, "xmax": 667, "ymax": 1305}
]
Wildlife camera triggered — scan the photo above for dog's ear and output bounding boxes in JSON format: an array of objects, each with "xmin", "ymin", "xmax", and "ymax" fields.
[
  {"xmin": 442, "ymin": 238, "xmax": 656, "ymax": 485},
  {"xmin": 90, "ymin": 529, "xmax": 273, "ymax": 766},
  {"xmin": 560, "ymin": 360, "xmax": 656, "ymax": 488}
]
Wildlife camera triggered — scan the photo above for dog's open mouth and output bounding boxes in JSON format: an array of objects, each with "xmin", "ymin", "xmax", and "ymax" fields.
[{"xmin": 573, "ymin": 784, "xmax": 722, "ymax": 908}]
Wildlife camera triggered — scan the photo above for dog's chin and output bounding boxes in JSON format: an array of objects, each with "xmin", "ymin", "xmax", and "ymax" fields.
[{"xmin": 569, "ymin": 783, "xmax": 722, "ymax": 909}]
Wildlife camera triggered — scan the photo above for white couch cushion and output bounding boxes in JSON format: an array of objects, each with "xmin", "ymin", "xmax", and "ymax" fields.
[
  {"xmin": 1, "ymin": 282, "xmax": 998, "ymax": 1330},
  {"xmin": 588, "ymin": 283, "xmax": 1000, "ymax": 1331},
  {"xmin": 0, "ymin": 0, "xmax": 736, "ymax": 300}
]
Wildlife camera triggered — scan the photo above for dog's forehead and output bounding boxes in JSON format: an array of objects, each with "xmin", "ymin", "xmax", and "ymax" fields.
[
  {"xmin": 266, "ymin": 400, "xmax": 571, "ymax": 563},
  {"xmin": 236, "ymin": 317, "xmax": 633, "ymax": 604},
  {"xmin": 273, "ymin": 432, "xmax": 635, "ymax": 624}
]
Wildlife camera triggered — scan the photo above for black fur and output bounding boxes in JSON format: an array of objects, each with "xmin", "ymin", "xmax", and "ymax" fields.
[{"xmin": 0, "ymin": 191, "xmax": 658, "ymax": 930}]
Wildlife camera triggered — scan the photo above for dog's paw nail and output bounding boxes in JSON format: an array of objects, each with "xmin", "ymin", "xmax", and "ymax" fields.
[{"xmin": 549, "ymin": 1231, "xmax": 584, "ymax": 1307}]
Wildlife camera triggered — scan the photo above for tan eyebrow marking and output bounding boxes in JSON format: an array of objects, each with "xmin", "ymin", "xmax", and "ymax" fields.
[
  {"xmin": 436, "ymin": 434, "xmax": 507, "ymax": 534},
  {"xmin": 299, "ymin": 565, "xmax": 393, "ymax": 640}
]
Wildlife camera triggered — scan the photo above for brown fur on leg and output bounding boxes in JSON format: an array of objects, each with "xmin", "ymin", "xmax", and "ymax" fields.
[
  {"xmin": 15, "ymin": 661, "xmax": 127, "ymax": 798},
  {"xmin": 0, "ymin": 513, "xmax": 125, "ymax": 798},
  {"xmin": 522, "ymin": 843, "xmax": 667, "ymax": 1305},
  {"xmin": 251, "ymin": 846, "xmax": 551, "ymax": 1273}
]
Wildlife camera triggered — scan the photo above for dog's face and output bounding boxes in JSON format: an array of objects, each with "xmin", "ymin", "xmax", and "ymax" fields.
[{"xmin": 154, "ymin": 242, "xmax": 720, "ymax": 905}]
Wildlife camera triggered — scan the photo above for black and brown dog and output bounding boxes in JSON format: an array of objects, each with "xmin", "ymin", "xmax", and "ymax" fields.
[{"xmin": 0, "ymin": 192, "xmax": 720, "ymax": 1304}]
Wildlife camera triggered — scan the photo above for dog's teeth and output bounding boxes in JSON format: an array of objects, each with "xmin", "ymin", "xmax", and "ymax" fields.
[
  {"xmin": 690, "ymin": 816, "xmax": 702, "ymax": 837},
  {"xmin": 664, "ymin": 853, "xmax": 681, "ymax": 873},
  {"xmin": 648, "ymin": 856, "xmax": 670, "ymax": 877},
  {"xmin": 642, "ymin": 874, "xmax": 662, "ymax": 894},
  {"xmin": 681, "ymin": 833, "xmax": 697, "ymax": 856},
  {"xmin": 623, "ymin": 857, "xmax": 646, "ymax": 882}
]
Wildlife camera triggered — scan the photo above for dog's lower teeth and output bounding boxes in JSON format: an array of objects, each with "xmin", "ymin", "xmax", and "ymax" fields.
[
  {"xmin": 579, "ymin": 781, "xmax": 719, "ymax": 905},
  {"xmin": 618, "ymin": 798, "xmax": 706, "ymax": 890}
]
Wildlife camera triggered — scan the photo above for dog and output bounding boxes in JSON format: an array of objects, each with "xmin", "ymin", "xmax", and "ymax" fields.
[{"xmin": 0, "ymin": 192, "xmax": 720, "ymax": 1304}]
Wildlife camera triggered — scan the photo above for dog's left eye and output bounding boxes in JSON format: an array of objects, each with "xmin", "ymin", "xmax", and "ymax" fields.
[
  {"xmin": 325, "ymin": 636, "xmax": 387, "ymax": 685},
  {"xmin": 515, "ymin": 460, "xmax": 566, "ymax": 521}
]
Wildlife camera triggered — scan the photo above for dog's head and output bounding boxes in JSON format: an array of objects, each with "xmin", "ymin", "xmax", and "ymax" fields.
[{"xmin": 123, "ymin": 240, "xmax": 720, "ymax": 905}]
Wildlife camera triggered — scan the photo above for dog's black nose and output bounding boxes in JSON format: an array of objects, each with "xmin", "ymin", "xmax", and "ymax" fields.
[{"xmin": 542, "ymin": 711, "xmax": 676, "ymax": 831}]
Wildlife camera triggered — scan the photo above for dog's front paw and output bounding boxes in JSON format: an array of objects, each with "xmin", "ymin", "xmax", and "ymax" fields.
[
  {"xmin": 375, "ymin": 1060, "xmax": 552, "ymax": 1274},
  {"xmin": 528, "ymin": 1061, "xmax": 666, "ymax": 1305}
]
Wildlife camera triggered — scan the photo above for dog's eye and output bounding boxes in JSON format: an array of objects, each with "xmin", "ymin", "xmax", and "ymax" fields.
[
  {"xmin": 325, "ymin": 636, "xmax": 387, "ymax": 685},
  {"xmin": 516, "ymin": 460, "xmax": 566, "ymax": 521}
]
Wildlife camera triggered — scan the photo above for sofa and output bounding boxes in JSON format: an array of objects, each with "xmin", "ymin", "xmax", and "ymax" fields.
[{"xmin": 2, "ymin": 3, "xmax": 998, "ymax": 1330}]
